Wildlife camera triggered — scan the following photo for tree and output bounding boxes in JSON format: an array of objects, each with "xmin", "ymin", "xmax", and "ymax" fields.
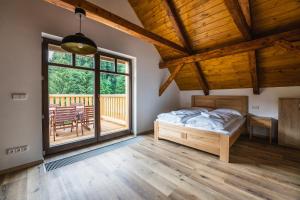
[{"xmin": 48, "ymin": 51, "xmax": 127, "ymax": 95}]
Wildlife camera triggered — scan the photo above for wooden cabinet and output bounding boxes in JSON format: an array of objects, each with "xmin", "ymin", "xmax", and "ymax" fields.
[{"xmin": 278, "ymin": 98, "xmax": 300, "ymax": 149}]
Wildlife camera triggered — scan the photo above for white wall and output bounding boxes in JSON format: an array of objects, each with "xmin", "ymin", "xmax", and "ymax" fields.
[
  {"xmin": 0, "ymin": 0, "xmax": 179, "ymax": 171},
  {"xmin": 180, "ymin": 87, "xmax": 300, "ymax": 119},
  {"xmin": 180, "ymin": 87, "xmax": 300, "ymax": 138}
]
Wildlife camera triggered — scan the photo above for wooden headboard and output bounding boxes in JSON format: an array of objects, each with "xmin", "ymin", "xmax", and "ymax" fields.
[{"xmin": 192, "ymin": 95, "xmax": 248, "ymax": 116}]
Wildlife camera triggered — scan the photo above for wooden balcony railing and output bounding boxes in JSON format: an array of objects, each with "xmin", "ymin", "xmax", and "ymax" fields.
[
  {"xmin": 49, "ymin": 94, "xmax": 128, "ymax": 125},
  {"xmin": 49, "ymin": 94, "xmax": 94, "ymax": 107}
]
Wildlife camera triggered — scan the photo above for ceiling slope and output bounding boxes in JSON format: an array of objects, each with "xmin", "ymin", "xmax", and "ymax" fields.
[{"xmin": 129, "ymin": 0, "xmax": 300, "ymax": 93}]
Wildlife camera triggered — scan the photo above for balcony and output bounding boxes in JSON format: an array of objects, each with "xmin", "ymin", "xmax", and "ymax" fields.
[{"xmin": 49, "ymin": 94, "xmax": 128, "ymax": 146}]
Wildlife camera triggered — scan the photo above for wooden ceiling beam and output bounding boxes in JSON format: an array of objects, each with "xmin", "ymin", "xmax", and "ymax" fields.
[
  {"xmin": 224, "ymin": 0, "xmax": 251, "ymax": 40},
  {"xmin": 159, "ymin": 28, "xmax": 300, "ymax": 68},
  {"xmin": 161, "ymin": 0, "xmax": 192, "ymax": 51},
  {"xmin": 161, "ymin": 0, "xmax": 209, "ymax": 96},
  {"xmin": 225, "ymin": 0, "xmax": 260, "ymax": 94},
  {"xmin": 193, "ymin": 62, "xmax": 209, "ymax": 95},
  {"xmin": 248, "ymin": 51, "xmax": 259, "ymax": 94},
  {"xmin": 275, "ymin": 40, "xmax": 300, "ymax": 55},
  {"xmin": 159, "ymin": 65, "xmax": 184, "ymax": 96},
  {"xmin": 45, "ymin": 0, "xmax": 187, "ymax": 54}
]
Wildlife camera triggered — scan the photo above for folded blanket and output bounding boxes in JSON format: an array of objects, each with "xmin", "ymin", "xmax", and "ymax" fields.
[
  {"xmin": 171, "ymin": 107, "xmax": 209, "ymax": 115},
  {"xmin": 185, "ymin": 111, "xmax": 242, "ymax": 130},
  {"xmin": 200, "ymin": 112, "xmax": 210, "ymax": 118},
  {"xmin": 157, "ymin": 113, "xmax": 200, "ymax": 124}
]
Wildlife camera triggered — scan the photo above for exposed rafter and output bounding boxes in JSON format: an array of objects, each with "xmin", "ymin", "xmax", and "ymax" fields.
[
  {"xmin": 161, "ymin": 0, "xmax": 192, "ymax": 51},
  {"xmin": 159, "ymin": 65, "xmax": 184, "ymax": 96},
  {"xmin": 248, "ymin": 51, "xmax": 259, "ymax": 94},
  {"xmin": 224, "ymin": 0, "xmax": 251, "ymax": 40},
  {"xmin": 45, "ymin": 0, "xmax": 187, "ymax": 54},
  {"xmin": 275, "ymin": 40, "xmax": 300, "ymax": 55},
  {"xmin": 159, "ymin": 28, "xmax": 300, "ymax": 68},
  {"xmin": 225, "ymin": 0, "xmax": 260, "ymax": 94},
  {"xmin": 160, "ymin": 0, "xmax": 209, "ymax": 96}
]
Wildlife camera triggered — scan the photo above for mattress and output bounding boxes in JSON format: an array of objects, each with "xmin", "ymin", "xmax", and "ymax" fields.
[
  {"xmin": 156, "ymin": 113, "xmax": 199, "ymax": 125},
  {"xmin": 156, "ymin": 108, "xmax": 245, "ymax": 135},
  {"xmin": 156, "ymin": 117, "xmax": 246, "ymax": 135},
  {"xmin": 186, "ymin": 117, "xmax": 246, "ymax": 135}
]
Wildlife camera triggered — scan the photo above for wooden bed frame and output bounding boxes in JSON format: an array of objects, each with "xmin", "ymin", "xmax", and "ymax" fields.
[{"xmin": 154, "ymin": 95, "xmax": 248, "ymax": 162}]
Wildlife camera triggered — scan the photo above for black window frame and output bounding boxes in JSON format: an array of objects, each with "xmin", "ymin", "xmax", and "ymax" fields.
[{"xmin": 42, "ymin": 37, "xmax": 132, "ymax": 155}]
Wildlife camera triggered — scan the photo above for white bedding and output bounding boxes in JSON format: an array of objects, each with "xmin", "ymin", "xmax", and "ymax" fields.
[
  {"xmin": 157, "ymin": 108, "xmax": 209, "ymax": 124},
  {"xmin": 156, "ymin": 107, "xmax": 245, "ymax": 135},
  {"xmin": 185, "ymin": 110, "xmax": 242, "ymax": 131},
  {"xmin": 157, "ymin": 113, "xmax": 200, "ymax": 124},
  {"xmin": 171, "ymin": 107, "xmax": 209, "ymax": 115},
  {"xmin": 185, "ymin": 116, "xmax": 244, "ymax": 135}
]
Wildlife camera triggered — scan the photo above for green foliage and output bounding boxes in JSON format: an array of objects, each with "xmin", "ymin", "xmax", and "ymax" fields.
[
  {"xmin": 48, "ymin": 50, "xmax": 72, "ymax": 65},
  {"xmin": 48, "ymin": 51, "xmax": 127, "ymax": 95},
  {"xmin": 49, "ymin": 67, "xmax": 94, "ymax": 94},
  {"xmin": 100, "ymin": 73, "xmax": 126, "ymax": 94}
]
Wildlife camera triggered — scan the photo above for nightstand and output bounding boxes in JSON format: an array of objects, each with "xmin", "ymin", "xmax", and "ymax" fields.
[{"xmin": 249, "ymin": 115, "xmax": 275, "ymax": 144}]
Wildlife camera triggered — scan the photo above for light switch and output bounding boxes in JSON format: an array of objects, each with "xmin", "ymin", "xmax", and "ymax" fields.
[{"xmin": 11, "ymin": 93, "xmax": 28, "ymax": 100}]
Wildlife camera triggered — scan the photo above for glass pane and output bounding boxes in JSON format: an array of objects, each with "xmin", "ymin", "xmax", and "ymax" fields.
[
  {"xmin": 99, "ymin": 72, "xmax": 129, "ymax": 135},
  {"xmin": 48, "ymin": 65, "xmax": 95, "ymax": 147},
  {"xmin": 48, "ymin": 44, "xmax": 72, "ymax": 65},
  {"xmin": 75, "ymin": 54, "xmax": 94, "ymax": 68},
  {"xmin": 100, "ymin": 56, "xmax": 115, "ymax": 71},
  {"xmin": 117, "ymin": 59, "xmax": 129, "ymax": 74}
]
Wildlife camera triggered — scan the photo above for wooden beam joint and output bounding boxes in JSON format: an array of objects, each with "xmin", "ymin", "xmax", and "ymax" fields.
[
  {"xmin": 161, "ymin": 0, "xmax": 209, "ymax": 95},
  {"xmin": 159, "ymin": 28, "xmax": 300, "ymax": 68},
  {"xmin": 225, "ymin": 0, "xmax": 260, "ymax": 94},
  {"xmin": 159, "ymin": 65, "xmax": 184, "ymax": 96}
]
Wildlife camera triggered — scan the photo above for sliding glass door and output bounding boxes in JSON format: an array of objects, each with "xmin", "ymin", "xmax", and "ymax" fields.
[
  {"xmin": 99, "ymin": 54, "xmax": 131, "ymax": 140},
  {"xmin": 42, "ymin": 39, "xmax": 132, "ymax": 155}
]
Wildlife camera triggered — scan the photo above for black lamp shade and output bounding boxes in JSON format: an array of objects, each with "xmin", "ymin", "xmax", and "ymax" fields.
[{"xmin": 61, "ymin": 33, "xmax": 97, "ymax": 55}]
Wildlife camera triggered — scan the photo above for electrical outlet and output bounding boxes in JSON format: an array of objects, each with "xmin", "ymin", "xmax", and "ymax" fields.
[
  {"xmin": 15, "ymin": 147, "xmax": 21, "ymax": 153},
  {"xmin": 6, "ymin": 145, "xmax": 29, "ymax": 155},
  {"xmin": 252, "ymin": 105, "xmax": 259, "ymax": 110},
  {"xmin": 6, "ymin": 148, "xmax": 14, "ymax": 155},
  {"xmin": 21, "ymin": 145, "xmax": 28, "ymax": 152}
]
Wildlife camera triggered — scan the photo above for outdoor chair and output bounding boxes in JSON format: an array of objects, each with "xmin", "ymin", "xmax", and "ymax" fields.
[
  {"xmin": 82, "ymin": 106, "xmax": 94, "ymax": 133},
  {"xmin": 49, "ymin": 104, "xmax": 59, "ymax": 136},
  {"xmin": 53, "ymin": 106, "xmax": 78, "ymax": 141},
  {"xmin": 72, "ymin": 103, "xmax": 85, "ymax": 135}
]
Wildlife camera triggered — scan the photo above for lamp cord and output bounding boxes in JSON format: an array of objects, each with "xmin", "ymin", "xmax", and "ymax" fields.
[{"xmin": 79, "ymin": 14, "xmax": 82, "ymax": 33}]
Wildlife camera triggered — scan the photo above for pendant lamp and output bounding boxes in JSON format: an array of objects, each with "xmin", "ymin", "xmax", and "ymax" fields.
[{"xmin": 61, "ymin": 7, "xmax": 97, "ymax": 55}]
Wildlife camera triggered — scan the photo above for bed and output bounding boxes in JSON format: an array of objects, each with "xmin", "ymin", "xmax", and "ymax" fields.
[{"xmin": 154, "ymin": 95, "xmax": 248, "ymax": 162}]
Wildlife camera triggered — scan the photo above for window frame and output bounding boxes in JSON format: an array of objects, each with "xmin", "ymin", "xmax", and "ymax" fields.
[{"xmin": 42, "ymin": 37, "xmax": 132, "ymax": 155}]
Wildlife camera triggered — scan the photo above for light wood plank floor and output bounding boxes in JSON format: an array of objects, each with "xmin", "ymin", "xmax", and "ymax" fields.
[{"xmin": 1, "ymin": 135, "xmax": 300, "ymax": 200}]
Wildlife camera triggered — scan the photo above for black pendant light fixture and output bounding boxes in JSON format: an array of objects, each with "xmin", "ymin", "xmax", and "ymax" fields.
[{"xmin": 61, "ymin": 7, "xmax": 97, "ymax": 55}]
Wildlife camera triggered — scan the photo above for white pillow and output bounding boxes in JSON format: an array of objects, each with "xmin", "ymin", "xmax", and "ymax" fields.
[
  {"xmin": 171, "ymin": 108, "xmax": 205, "ymax": 115},
  {"xmin": 213, "ymin": 108, "xmax": 242, "ymax": 116},
  {"xmin": 191, "ymin": 107, "xmax": 212, "ymax": 112}
]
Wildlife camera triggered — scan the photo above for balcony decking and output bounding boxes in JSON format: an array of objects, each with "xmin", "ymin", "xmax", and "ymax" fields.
[
  {"xmin": 50, "ymin": 119, "xmax": 128, "ymax": 146},
  {"xmin": 49, "ymin": 94, "xmax": 129, "ymax": 146}
]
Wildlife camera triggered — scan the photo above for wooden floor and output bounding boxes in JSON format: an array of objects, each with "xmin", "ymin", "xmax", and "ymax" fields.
[
  {"xmin": 50, "ymin": 120, "xmax": 127, "ymax": 146},
  {"xmin": 1, "ymin": 135, "xmax": 300, "ymax": 200}
]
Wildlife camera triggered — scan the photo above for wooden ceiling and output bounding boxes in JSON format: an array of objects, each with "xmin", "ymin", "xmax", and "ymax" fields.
[
  {"xmin": 46, "ymin": 0, "xmax": 300, "ymax": 95},
  {"xmin": 128, "ymin": 0, "xmax": 300, "ymax": 94}
]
